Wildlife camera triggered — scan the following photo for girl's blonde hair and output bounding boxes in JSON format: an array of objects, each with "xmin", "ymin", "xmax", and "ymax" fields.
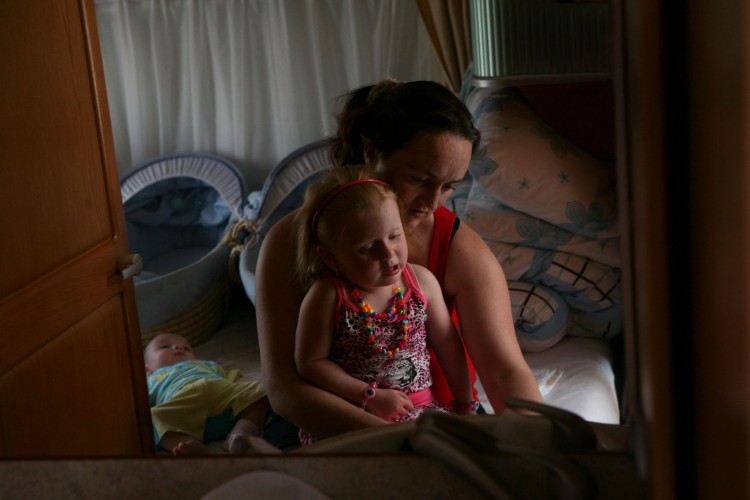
[{"xmin": 294, "ymin": 165, "xmax": 399, "ymax": 288}]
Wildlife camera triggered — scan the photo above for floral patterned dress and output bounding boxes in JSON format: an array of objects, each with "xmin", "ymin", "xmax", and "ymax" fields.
[{"xmin": 299, "ymin": 264, "xmax": 451, "ymax": 445}]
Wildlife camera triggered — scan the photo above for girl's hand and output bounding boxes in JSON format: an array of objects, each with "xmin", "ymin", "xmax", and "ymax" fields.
[{"xmin": 366, "ymin": 388, "xmax": 413, "ymax": 421}]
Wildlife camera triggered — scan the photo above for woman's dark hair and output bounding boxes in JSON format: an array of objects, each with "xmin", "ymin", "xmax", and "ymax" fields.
[{"xmin": 330, "ymin": 79, "xmax": 480, "ymax": 167}]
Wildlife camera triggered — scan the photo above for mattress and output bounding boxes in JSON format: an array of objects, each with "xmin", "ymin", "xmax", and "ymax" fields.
[
  {"xmin": 194, "ymin": 305, "xmax": 620, "ymax": 428},
  {"xmin": 524, "ymin": 336, "xmax": 619, "ymax": 424}
]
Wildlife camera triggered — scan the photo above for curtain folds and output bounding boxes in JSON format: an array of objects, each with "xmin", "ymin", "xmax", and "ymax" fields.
[
  {"xmin": 94, "ymin": 0, "xmax": 442, "ymax": 189},
  {"xmin": 415, "ymin": 0, "xmax": 473, "ymax": 93}
]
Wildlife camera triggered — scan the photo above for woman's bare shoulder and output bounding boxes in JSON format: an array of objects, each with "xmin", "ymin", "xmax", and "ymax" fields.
[
  {"xmin": 262, "ymin": 210, "xmax": 299, "ymax": 245},
  {"xmin": 446, "ymin": 221, "xmax": 505, "ymax": 283},
  {"xmin": 256, "ymin": 210, "xmax": 304, "ymax": 295},
  {"xmin": 450, "ymin": 222, "xmax": 496, "ymax": 258}
]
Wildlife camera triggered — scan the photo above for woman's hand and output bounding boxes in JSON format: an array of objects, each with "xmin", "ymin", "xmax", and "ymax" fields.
[{"xmin": 366, "ymin": 388, "xmax": 413, "ymax": 421}]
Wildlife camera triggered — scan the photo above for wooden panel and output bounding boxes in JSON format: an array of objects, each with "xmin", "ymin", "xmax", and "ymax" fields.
[
  {"xmin": 690, "ymin": 0, "xmax": 750, "ymax": 497},
  {"xmin": 0, "ymin": 0, "xmax": 113, "ymax": 297},
  {"xmin": 0, "ymin": 0, "xmax": 152, "ymax": 457},
  {"xmin": 0, "ymin": 0, "xmax": 133, "ymax": 375},
  {"xmin": 0, "ymin": 244, "xmax": 128, "ymax": 375},
  {"xmin": 619, "ymin": 1, "xmax": 675, "ymax": 498},
  {"xmin": 0, "ymin": 296, "xmax": 144, "ymax": 456}
]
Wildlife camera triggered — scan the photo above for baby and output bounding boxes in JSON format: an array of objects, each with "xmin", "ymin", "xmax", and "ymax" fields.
[{"xmin": 144, "ymin": 332, "xmax": 278, "ymax": 455}]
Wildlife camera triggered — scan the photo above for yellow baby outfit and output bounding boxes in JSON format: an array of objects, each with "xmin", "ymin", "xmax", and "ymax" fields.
[{"xmin": 148, "ymin": 360, "xmax": 266, "ymax": 444}]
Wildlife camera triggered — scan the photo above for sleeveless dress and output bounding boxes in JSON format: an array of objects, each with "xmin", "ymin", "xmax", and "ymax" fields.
[{"xmin": 298, "ymin": 264, "xmax": 450, "ymax": 445}]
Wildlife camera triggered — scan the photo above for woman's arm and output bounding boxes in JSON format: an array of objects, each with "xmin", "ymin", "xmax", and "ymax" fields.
[
  {"xmin": 412, "ymin": 265, "xmax": 475, "ymax": 411},
  {"xmin": 255, "ymin": 212, "xmax": 385, "ymax": 438},
  {"xmin": 443, "ymin": 224, "xmax": 543, "ymax": 412}
]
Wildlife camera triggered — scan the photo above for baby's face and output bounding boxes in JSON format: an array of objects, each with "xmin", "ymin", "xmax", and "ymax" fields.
[{"xmin": 144, "ymin": 333, "xmax": 196, "ymax": 374}]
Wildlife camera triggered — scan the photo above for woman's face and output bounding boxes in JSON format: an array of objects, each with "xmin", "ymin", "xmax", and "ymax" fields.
[{"xmin": 371, "ymin": 131, "xmax": 472, "ymax": 230}]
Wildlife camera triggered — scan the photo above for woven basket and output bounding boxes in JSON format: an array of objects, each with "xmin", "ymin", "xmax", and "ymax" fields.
[
  {"xmin": 140, "ymin": 278, "xmax": 230, "ymax": 349},
  {"xmin": 121, "ymin": 153, "xmax": 245, "ymax": 352}
]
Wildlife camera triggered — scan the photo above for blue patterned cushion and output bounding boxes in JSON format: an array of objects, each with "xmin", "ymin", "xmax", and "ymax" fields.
[{"xmin": 460, "ymin": 86, "xmax": 623, "ymax": 347}]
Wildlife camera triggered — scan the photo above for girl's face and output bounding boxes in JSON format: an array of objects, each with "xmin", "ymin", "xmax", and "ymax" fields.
[
  {"xmin": 144, "ymin": 333, "xmax": 196, "ymax": 374},
  {"xmin": 370, "ymin": 131, "xmax": 472, "ymax": 230},
  {"xmin": 319, "ymin": 198, "xmax": 408, "ymax": 292}
]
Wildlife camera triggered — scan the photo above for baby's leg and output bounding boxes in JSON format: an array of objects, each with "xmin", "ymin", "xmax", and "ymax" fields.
[
  {"xmin": 159, "ymin": 432, "xmax": 210, "ymax": 456},
  {"xmin": 225, "ymin": 398, "xmax": 280, "ymax": 454},
  {"xmin": 240, "ymin": 395, "xmax": 269, "ymax": 430}
]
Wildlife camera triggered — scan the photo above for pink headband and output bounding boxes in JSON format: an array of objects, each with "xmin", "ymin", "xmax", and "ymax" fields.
[{"xmin": 311, "ymin": 178, "xmax": 388, "ymax": 241}]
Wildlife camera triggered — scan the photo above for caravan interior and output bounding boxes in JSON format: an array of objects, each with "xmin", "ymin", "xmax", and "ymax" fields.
[
  {"xmin": 3, "ymin": 0, "xmax": 750, "ymax": 498},
  {"xmin": 101, "ymin": 0, "xmax": 624, "ymax": 427}
]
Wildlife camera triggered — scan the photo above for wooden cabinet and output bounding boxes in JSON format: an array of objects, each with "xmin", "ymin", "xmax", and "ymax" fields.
[
  {"xmin": 618, "ymin": 1, "xmax": 750, "ymax": 498},
  {"xmin": 0, "ymin": 0, "xmax": 152, "ymax": 456}
]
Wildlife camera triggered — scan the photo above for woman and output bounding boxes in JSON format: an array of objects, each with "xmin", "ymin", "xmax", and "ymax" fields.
[{"xmin": 255, "ymin": 79, "xmax": 542, "ymax": 447}]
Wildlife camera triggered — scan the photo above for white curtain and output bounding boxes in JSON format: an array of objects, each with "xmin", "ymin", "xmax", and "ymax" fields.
[{"xmin": 94, "ymin": 0, "xmax": 444, "ymax": 191}]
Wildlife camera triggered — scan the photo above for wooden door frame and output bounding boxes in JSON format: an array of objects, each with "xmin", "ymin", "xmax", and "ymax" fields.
[{"xmin": 619, "ymin": 1, "xmax": 750, "ymax": 498}]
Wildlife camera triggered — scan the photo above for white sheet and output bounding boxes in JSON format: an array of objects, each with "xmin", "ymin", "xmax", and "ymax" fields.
[
  {"xmin": 194, "ymin": 306, "xmax": 263, "ymax": 383},
  {"xmin": 525, "ymin": 336, "xmax": 619, "ymax": 424}
]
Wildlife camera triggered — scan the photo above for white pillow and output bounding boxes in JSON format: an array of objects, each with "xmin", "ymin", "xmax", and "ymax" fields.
[
  {"xmin": 463, "ymin": 181, "xmax": 621, "ymax": 270},
  {"xmin": 460, "ymin": 87, "xmax": 624, "ymax": 345},
  {"xmin": 467, "ymin": 88, "xmax": 618, "ymax": 242}
]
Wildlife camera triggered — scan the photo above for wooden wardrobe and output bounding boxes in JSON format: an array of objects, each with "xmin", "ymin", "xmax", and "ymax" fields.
[{"xmin": 0, "ymin": 0, "xmax": 152, "ymax": 456}]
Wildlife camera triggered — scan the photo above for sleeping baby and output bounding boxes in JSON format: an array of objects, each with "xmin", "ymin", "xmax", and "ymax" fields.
[{"xmin": 144, "ymin": 332, "xmax": 279, "ymax": 455}]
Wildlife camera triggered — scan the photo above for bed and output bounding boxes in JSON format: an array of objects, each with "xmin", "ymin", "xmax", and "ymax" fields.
[
  {"xmin": 210, "ymin": 75, "xmax": 623, "ymax": 428},
  {"xmin": 195, "ymin": 301, "xmax": 619, "ymax": 424},
  {"xmin": 454, "ymin": 78, "xmax": 623, "ymax": 423}
]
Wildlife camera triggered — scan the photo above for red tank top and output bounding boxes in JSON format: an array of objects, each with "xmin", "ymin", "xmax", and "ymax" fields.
[{"xmin": 427, "ymin": 207, "xmax": 479, "ymax": 405}]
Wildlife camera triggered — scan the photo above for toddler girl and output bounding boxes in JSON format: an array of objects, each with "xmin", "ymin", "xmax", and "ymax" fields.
[{"xmin": 293, "ymin": 166, "xmax": 477, "ymax": 444}]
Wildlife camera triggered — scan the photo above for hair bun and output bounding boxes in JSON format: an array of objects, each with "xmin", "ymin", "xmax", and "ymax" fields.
[{"xmin": 366, "ymin": 77, "xmax": 401, "ymax": 104}]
